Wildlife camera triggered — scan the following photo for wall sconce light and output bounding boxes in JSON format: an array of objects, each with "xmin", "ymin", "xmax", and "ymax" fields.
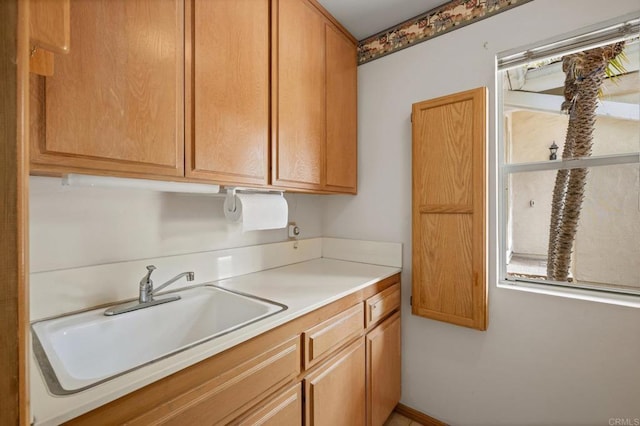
[{"xmin": 549, "ymin": 141, "xmax": 558, "ymax": 160}]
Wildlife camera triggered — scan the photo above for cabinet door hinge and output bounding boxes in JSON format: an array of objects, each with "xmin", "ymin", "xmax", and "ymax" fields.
[
  {"xmin": 410, "ymin": 112, "xmax": 413, "ymax": 123},
  {"xmin": 410, "ymin": 295, "xmax": 413, "ymax": 306}
]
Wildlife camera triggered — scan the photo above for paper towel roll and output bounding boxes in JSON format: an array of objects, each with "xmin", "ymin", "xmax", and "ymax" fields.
[{"xmin": 224, "ymin": 193, "xmax": 288, "ymax": 231}]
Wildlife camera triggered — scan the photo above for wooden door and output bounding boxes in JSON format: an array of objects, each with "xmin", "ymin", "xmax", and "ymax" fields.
[
  {"xmin": 324, "ymin": 23, "xmax": 357, "ymax": 193},
  {"xmin": 186, "ymin": 0, "xmax": 269, "ymax": 186},
  {"xmin": 272, "ymin": 0, "xmax": 325, "ymax": 190},
  {"xmin": 304, "ymin": 338, "xmax": 366, "ymax": 426},
  {"xmin": 366, "ymin": 312, "xmax": 401, "ymax": 426},
  {"xmin": 411, "ymin": 87, "xmax": 487, "ymax": 330},
  {"xmin": 31, "ymin": 0, "xmax": 184, "ymax": 178}
]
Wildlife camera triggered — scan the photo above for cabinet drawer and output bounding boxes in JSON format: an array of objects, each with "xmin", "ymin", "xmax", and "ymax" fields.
[
  {"xmin": 129, "ymin": 336, "xmax": 301, "ymax": 425},
  {"xmin": 235, "ymin": 383, "xmax": 302, "ymax": 426},
  {"xmin": 365, "ymin": 283, "xmax": 400, "ymax": 328},
  {"xmin": 304, "ymin": 303, "xmax": 364, "ymax": 369}
]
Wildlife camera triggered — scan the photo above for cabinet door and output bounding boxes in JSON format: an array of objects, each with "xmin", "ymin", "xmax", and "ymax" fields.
[
  {"xmin": 272, "ymin": 0, "xmax": 325, "ymax": 190},
  {"xmin": 324, "ymin": 24, "xmax": 357, "ymax": 193},
  {"xmin": 304, "ymin": 338, "xmax": 365, "ymax": 426},
  {"xmin": 31, "ymin": 0, "xmax": 184, "ymax": 178},
  {"xmin": 411, "ymin": 87, "xmax": 487, "ymax": 330},
  {"xmin": 186, "ymin": 0, "xmax": 269, "ymax": 186},
  {"xmin": 366, "ymin": 312, "xmax": 401, "ymax": 426}
]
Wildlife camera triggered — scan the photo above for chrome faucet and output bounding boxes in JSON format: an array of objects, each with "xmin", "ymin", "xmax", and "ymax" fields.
[
  {"xmin": 139, "ymin": 265, "xmax": 195, "ymax": 303},
  {"xmin": 104, "ymin": 265, "xmax": 195, "ymax": 316}
]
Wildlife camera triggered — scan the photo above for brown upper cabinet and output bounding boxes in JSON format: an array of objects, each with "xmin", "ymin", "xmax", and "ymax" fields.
[
  {"xmin": 30, "ymin": 0, "xmax": 358, "ymax": 194},
  {"xmin": 185, "ymin": 0, "xmax": 270, "ymax": 186},
  {"xmin": 272, "ymin": 0, "xmax": 357, "ymax": 193},
  {"xmin": 324, "ymin": 24, "xmax": 358, "ymax": 192},
  {"xmin": 31, "ymin": 0, "xmax": 185, "ymax": 178}
]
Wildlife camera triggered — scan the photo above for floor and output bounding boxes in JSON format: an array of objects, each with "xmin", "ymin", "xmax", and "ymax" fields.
[{"xmin": 384, "ymin": 412, "xmax": 424, "ymax": 426}]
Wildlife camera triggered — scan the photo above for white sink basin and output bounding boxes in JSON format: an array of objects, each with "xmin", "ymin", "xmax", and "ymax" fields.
[{"xmin": 31, "ymin": 285, "xmax": 286, "ymax": 395}]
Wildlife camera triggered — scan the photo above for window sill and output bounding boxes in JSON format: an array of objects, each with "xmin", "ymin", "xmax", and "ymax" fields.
[{"xmin": 497, "ymin": 279, "xmax": 640, "ymax": 309}]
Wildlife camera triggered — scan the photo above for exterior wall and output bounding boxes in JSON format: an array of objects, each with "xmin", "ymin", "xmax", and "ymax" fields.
[
  {"xmin": 510, "ymin": 110, "xmax": 639, "ymax": 287},
  {"xmin": 324, "ymin": 1, "xmax": 640, "ymax": 424}
]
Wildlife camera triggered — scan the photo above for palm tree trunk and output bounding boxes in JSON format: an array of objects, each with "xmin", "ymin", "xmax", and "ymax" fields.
[{"xmin": 546, "ymin": 42, "xmax": 625, "ymax": 281}]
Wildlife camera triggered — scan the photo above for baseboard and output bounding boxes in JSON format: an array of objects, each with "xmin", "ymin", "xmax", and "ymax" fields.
[{"xmin": 395, "ymin": 403, "xmax": 448, "ymax": 426}]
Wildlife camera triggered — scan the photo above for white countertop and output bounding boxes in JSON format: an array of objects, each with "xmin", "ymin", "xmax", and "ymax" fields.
[{"xmin": 31, "ymin": 257, "xmax": 401, "ymax": 425}]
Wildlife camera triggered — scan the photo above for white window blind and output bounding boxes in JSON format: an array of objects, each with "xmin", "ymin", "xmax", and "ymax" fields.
[{"xmin": 498, "ymin": 17, "xmax": 639, "ymax": 71}]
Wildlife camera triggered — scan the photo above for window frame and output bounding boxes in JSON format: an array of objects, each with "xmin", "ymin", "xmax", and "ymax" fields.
[{"xmin": 495, "ymin": 15, "xmax": 640, "ymax": 308}]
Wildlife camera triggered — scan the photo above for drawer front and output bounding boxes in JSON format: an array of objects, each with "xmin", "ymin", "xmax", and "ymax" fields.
[
  {"xmin": 304, "ymin": 303, "xmax": 364, "ymax": 369},
  {"xmin": 235, "ymin": 383, "xmax": 302, "ymax": 426},
  {"xmin": 365, "ymin": 283, "xmax": 400, "ymax": 328},
  {"xmin": 129, "ymin": 336, "xmax": 301, "ymax": 425}
]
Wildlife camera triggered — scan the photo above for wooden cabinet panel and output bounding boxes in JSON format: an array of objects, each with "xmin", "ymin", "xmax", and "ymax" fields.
[
  {"xmin": 304, "ymin": 303, "xmax": 363, "ymax": 369},
  {"xmin": 32, "ymin": 0, "xmax": 184, "ymax": 177},
  {"xmin": 366, "ymin": 312, "xmax": 401, "ymax": 426},
  {"xmin": 125, "ymin": 337, "xmax": 300, "ymax": 425},
  {"xmin": 365, "ymin": 283, "xmax": 400, "ymax": 329},
  {"xmin": 236, "ymin": 383, "xmax": 302, "ymax": 426},
  {"xmin": 30, "ymin": 0, "xmax": 70, "ymax": 54},
  {"xmin": 272, "ymin": 0, "xmax": 325, "ymax": 189},
  {"xmin": 419, "ymin": 213, "xmax": 474, "ymax": 321},
  {"xmin": 305, "ymin": 338, "xmax": 366, "ymax": 426},
  {"xmin": 324, "ymin": 24, "xmax": 357, "ymax": 192},
  {"xmin": 411, "ymin": 87, "xmax": 487, "ymax": 330},
  {"xmin": 186, "ymin": 0, "xmax": 269, "ymax": 185}
]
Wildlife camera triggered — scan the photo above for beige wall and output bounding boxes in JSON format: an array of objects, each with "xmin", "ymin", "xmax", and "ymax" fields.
[
  {"xmin": 323, "ymin": 1, "xmax": 640, "ymax": 424},
  {"xmin": 510, "ymin": 110, "xmax": 639, "ymax": 287},
  {"xmin": 30, "ymin": 177, "xmax": 323, "ymax": 272}
]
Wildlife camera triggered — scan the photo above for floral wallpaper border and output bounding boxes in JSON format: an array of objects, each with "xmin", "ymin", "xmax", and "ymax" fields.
[{"xmin": 357, "ymin": 0, "xmax": 534, "ymax": 65}]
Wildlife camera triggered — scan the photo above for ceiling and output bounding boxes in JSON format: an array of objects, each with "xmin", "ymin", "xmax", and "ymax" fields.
[{"xmin": 316, "ymin": 0, "xmax": 448, "ymax": 41}]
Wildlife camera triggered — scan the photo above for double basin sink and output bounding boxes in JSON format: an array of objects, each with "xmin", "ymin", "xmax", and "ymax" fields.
[{"xmin": 31, "ymin": 285, "xmax": 287, "ymax": 395}]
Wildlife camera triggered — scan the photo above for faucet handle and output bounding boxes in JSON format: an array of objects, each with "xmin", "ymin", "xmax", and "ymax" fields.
[{"xmin": 141, "ymin": 265, "xmax": 157, "ymax": 284}]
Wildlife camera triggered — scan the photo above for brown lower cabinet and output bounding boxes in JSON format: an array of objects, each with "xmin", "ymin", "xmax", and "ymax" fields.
[
  {"xmin": 305, "ymin": 338, "xmax": 366, "ymax": 426},
  {"xmin": 64, "ymin": 274, "xmax": 401, "ymax": 426},
  {"xmin": 366, "ymin": 312, "xmax": 401, "ymax": 426}
]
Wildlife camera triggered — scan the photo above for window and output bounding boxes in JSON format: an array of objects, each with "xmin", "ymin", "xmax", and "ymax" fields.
[{"xmin": 497, "ymin": 16, "xmax": 640, "ymax": 305}]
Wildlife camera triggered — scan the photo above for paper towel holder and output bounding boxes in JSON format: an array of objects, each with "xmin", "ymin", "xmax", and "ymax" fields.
[{"xmin": 224, "ymin": 187, "xmax": 285, "ymax": 213}]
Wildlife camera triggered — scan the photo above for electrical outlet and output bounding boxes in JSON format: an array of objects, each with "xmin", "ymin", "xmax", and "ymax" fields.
[{"xmin": 288, "ymin": 222, "xmax": 300, "ymax": 239}]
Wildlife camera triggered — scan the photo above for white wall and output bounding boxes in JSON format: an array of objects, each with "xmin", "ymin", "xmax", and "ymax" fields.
[
  {"xmin": 324, "ymin": 1, "xmax": 640, "ymax": 425},
  {"xmin": 30, "ymin": 177, "xmax": 323, "ymax": 272}
]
